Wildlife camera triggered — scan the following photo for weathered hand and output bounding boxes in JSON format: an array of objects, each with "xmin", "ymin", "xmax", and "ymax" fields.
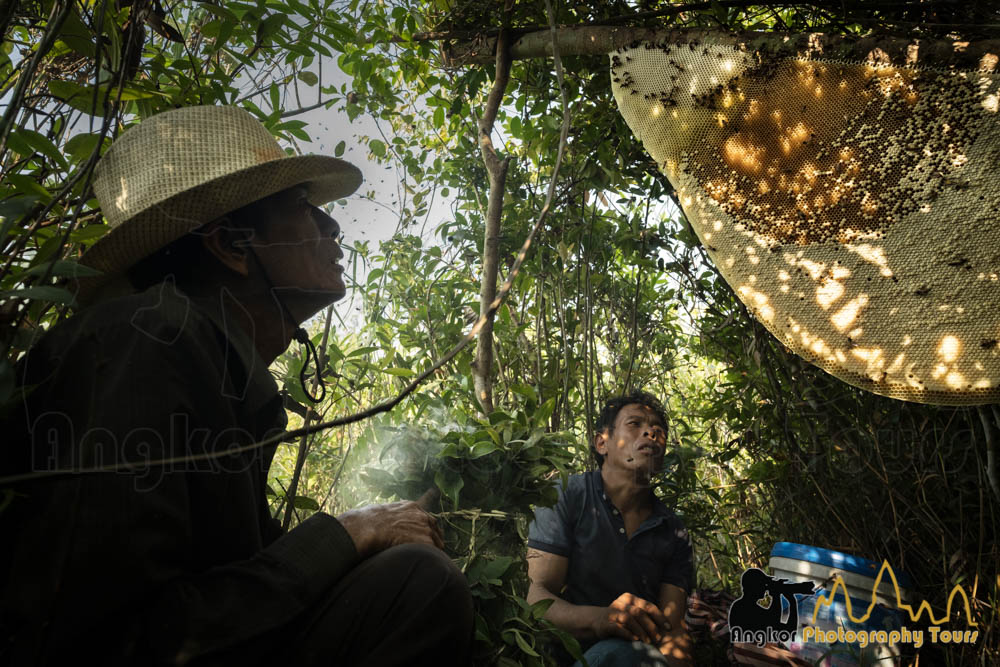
[
  {"xmin": 337, "ymin": 501, "xmax": 444, "ymax": 558},
  {"xmin": 593, "ymin": 592, "xmax": 672, "ymax": 644}
]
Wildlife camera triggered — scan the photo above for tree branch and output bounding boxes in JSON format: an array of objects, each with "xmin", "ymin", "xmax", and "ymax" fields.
[
  {"xmin": 405, "ymin": 1, "xmax": 972, "ymax": 45},
  {"xmin": 472, "ymin": 26, "xmax": 512, "ymax": 415},
  {"xmin": 441, "ymin": 25, "xmax": 1000, "ymax": 68}
]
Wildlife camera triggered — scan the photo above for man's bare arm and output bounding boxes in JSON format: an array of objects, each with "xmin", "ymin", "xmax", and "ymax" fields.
[
  {"xmin": 526, "ymin": 548, "xmax": 670, "ymax": 643},
  {"xmin": 656, "ymin": 583, "xmax": 693, "ymax": 666}
]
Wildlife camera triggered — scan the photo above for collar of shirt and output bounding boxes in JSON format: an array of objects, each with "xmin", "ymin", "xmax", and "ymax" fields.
[{"xmin": 590, "ymin": 469, "xmax": 673, "ymax": 539}]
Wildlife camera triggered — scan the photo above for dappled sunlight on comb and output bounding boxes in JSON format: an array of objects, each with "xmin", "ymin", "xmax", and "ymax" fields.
[{"xmin": 612, "ymin": 37, "xmax": 1000, "ymax": 404}]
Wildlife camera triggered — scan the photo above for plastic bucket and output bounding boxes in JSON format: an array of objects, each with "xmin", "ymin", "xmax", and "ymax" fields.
[{"xmin": 769, "ymin": 542, "xmax": 914, "ymax": 666}]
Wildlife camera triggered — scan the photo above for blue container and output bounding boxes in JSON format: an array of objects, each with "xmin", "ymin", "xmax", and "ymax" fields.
[{"xmin": 768, "ymin": 542, "xmax": 914, "ymax": 666}]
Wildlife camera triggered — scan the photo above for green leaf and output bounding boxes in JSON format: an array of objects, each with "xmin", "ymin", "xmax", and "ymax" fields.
[
  {"xmin": 383, "ymin": 367, "xmax": 415, "ymax": 378},
  {"xmin": 434, "ymin": 468, "xmax": 463, "ymax": 508},
  {"xmin": 511, "ymin": 383, "xmax": 538, "ymax": 404},
  {"xmin": 534, "ymin": 398, "xmax": 556, "ymax": 426},
  {"xmin": 5, "ymin": 131, "xmax": 35, "ymax": 160},
  {"xmin": 469, "ymin": 441, "xmax": 497, "ymax": 458},
  {"xmin": 487, "ymin": 410, "xmax": 513, "ymax": 426},
  {"xmin": 0, "ymin": 489, "xmax": 15, "ymax": 516},
  {"xmin": 256, "ymin": 14, "xmax": 287, "ymax": 49},
  {"xmin": 291, "ymin": 495, "xmax": 320, "ymax": 510},
  {"xmin": 268, "ymin": 83, "xmax": 281, "ymax": 115},
  {"xmin": 438, "ymin": 442, "xmax": 460, "ymax": 458},
  {"xmin": 0, "ymin": 196, "xmax": 38, "ymax": 228},
  {"xmin": 481, "ymin": 556, "xmax": 513, "ymax": 580},
  {"xmin": 69, "ymin": 224, "xmax": 109, "ymax": 243},
  {"xmin": 64, "ymin": 133, "xmax": 105, "ymax": 165},
  {"xmin": 549, "ymin": 628, "xmax": 585, "ymax": 662},
  {"xmin": 369, "ymin": 139, "xmax": 386, "ymax": 158},
  {"xmin": 31, "ymin": 234, "xmax": 63, "ymax": 268},
  {"xmin": 4, "ymin": 174, "xmax": 52, "ymax": 203},
  {"xmin": 529, "ymin": 597, "xmax": 554, "ymax": 620},
  {"xmin": 361, "ymin": 467, "xmax": 398, "ymax": 492},
  {"xmin": 1, "ymin": 286, "xmax": 76, "ymax": 305},
  {"xmin": 509, "ymin": 629, "xmax": 539, "ymax": 657},
  {"xmin": 19, "ymin": 260, "xmax": 101, "ymax": 280},
  {"xmin": 201, "ymin": 3, "xmax": 238, "ymax": 22},
  {"xmin": 297, "ymin": 70, "xmax": 318, "ymax": 86},
  {"xmin": 53, "ymin": 79, "xmax": 165, "ymax": 113},
  {"xmin": 474, "ymin": 614, "xmax": 491, "ymax": 643},
  {"xmin": 56, "ymin": 7, "xmax": 97, "ymax": 59},
  {"xmin": 334, "ymin": 140, "xmax": 346, "ymax": 157}
]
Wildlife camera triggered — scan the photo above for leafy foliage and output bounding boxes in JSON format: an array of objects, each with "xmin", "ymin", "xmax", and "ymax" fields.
[{"xmin": 357, "ymin": 403, "xmax": 584, "ymax": 664}]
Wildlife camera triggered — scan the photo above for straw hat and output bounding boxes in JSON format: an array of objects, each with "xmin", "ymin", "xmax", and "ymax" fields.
[
  {"xmin": 78, "ymin": 105, "xmax": 363, "ymax": 301},
  {"xmin": 612, "ymin": 37, "xmax": 1000, "ymax": 405}
]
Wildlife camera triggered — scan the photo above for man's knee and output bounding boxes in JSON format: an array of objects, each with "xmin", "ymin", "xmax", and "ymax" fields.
[{"xmin": 373, "ymin": 544, "xmax": 473, "ymax": 629}]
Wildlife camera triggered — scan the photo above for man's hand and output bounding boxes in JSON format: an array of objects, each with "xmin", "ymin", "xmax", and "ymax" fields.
[
  {"xmin": 591, "ymin": 592, "xmax": 672, "ymax": 644},
  {"xmin": 337, "ymin": 501, "xmax": 444, "ymax": 558}
]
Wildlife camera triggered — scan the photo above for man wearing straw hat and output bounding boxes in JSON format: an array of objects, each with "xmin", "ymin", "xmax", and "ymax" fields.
[{"xmin": 1, "ymin": 106, "xmax": 472, "ymax": 666}]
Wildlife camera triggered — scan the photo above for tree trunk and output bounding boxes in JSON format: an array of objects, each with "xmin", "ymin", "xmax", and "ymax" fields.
[{"xmin": 472, "ymin": 28, "xmax": 512, "ymax": 415}]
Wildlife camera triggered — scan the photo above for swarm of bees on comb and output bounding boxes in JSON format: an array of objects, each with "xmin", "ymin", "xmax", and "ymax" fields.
[{"xmin": 611, "ymin": 37, "xmax": 1000, "ymax": 404}]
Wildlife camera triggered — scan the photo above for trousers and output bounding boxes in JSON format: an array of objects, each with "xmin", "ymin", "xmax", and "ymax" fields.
[
  {"xmin": 207, "ymin": 543, "xmax": 474, "ymax": 667},
  {"xmin": 573, "ymin": 639, "xmax": 670, "ymax": 667}
]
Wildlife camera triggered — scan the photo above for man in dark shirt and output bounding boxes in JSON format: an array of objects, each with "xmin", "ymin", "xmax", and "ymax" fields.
[
  {"xmin": 526, "ymin": 392, "xmax": 693, "ymax": 666},
  {"xmin": 0, "ymin": 105, "xmax": 472, "ymax": 666}
]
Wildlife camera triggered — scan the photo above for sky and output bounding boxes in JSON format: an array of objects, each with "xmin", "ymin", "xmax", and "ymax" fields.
[
  {"xmin": 287, "ymin": 60, "xmax": 452, "ymax": 329},
  {"xmin": 279, "ymin": 38, "xmax": 489, "ymax": 332}
]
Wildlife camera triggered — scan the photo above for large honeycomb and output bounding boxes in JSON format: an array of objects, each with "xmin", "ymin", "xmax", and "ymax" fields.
[{"xmin": 611, "ymin": 37, "xmax": 1000, "ymax": 405}]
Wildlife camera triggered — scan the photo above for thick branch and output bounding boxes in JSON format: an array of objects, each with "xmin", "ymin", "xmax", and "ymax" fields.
[
  {"xmin": 444, "ymin": 26, "xmax": 1000, "ymax": 70},
  {"xmin": 409, "ymin": 1, "xmax": 974, "ymax": 45},
  {"xmin": 472, "ymin": 28, "xmax": 512, "ymax": 415}
]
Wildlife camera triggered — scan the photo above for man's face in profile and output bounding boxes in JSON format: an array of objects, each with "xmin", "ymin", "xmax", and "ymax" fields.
[{"xmin": 250, "ymin": 185, "xmax": 348, "ymax": 319}]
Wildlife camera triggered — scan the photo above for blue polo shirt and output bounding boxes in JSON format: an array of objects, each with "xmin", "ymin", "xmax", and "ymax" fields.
[{"xmin": 528, "ymin": 470, "xmax": 693, "ymax": 607}]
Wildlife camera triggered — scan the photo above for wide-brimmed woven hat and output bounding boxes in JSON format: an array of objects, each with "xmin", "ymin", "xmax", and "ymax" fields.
[{"xmin": 78, "ymin": 105, "xmax": 363, "ymax": 301}]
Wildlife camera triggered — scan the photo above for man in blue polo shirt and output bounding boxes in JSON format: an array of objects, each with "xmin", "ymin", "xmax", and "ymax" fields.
[{"xmin": 527, "ymin": 392, "xmax": 693, "ymax": 666}]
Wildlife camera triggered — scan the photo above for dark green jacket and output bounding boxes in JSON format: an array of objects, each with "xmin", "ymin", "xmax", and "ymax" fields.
[{"xmin": 1, "ymin": 281, "xmax": 357, "ymax": 666}]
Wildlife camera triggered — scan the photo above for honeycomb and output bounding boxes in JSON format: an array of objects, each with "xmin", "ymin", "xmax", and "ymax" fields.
[{"xmin": 611, "ymin": 39, "xmax": 1000, "ymax": 405}]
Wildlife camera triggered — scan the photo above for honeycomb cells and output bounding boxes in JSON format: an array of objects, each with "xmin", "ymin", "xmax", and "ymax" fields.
[
  {"xmin": 685, "ymin": 60, "xmax": 989, "ymax": 246},
  {"xmin": 610, "ymin": 40, "xmax": 1000, "ymax": 405}
]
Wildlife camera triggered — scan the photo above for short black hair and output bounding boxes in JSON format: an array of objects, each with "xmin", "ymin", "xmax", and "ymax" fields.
[{"xmin": 592, "ymin": 391, "xmax": 668, "ymax": 467}]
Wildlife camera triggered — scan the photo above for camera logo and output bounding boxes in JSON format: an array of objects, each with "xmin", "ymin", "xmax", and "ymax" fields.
[{"xmin": 728, "ymin": 568, "xmax": 816, "ymax": 647}]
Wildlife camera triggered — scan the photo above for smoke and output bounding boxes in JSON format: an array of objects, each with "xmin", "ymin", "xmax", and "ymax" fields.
[{"xmin": 355, "ymin": 406, "xmax": 468, "ymax": 504}]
